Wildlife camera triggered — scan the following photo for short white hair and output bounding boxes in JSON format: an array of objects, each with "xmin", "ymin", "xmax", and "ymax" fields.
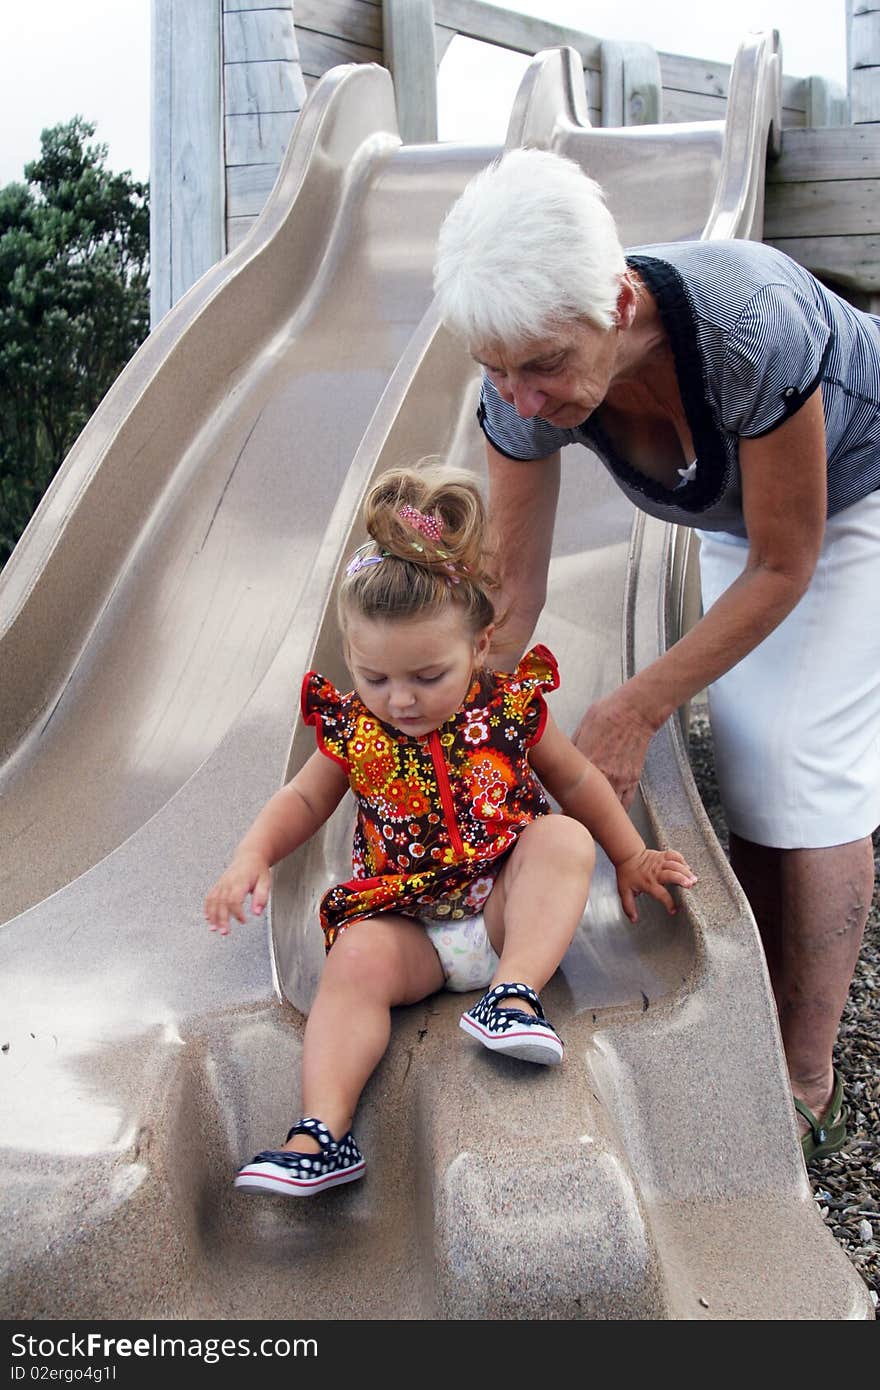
[{"xmin": 433, "ymin": 148, "xmax": 626, "ymax": 349}]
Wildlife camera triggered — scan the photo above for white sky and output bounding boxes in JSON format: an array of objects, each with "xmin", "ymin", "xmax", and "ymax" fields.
[{"xmin": 0, "ymin": 1, "xmax": 851, "ymax": 187}]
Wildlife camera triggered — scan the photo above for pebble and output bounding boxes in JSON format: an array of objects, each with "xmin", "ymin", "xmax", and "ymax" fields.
[{"xmin": 859, "ymin": 1219, "xmax": 874, "ymax": 1245}]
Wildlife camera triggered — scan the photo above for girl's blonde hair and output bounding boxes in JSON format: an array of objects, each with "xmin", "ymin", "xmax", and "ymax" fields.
[{"xmin": 338, "ymin": 463, "xmax": 496, "ymax": 634}]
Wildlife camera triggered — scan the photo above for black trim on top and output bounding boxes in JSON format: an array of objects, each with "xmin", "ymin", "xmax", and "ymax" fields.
[{"xmin": 578, "ymin": 254, "xmax": 735, "ymax": 514}]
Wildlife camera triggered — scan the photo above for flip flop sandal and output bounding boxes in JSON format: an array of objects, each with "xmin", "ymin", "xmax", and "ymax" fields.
[
  {"xmin": 233, "ymin": 1116, "xmax": 365, "ymax": 1196},
  {"xmin": 795, "ymin": 1068, "xmax": 848, "ymax": 1163},
  {"xmin": 459, "ymin": 982, "xmax": 564, "ymax": 1065}
]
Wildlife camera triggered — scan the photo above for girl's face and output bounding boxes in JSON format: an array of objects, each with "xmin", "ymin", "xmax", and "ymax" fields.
[{"xmin": 345, "ymin": 607, "xmax": 493, "ymax": 737}]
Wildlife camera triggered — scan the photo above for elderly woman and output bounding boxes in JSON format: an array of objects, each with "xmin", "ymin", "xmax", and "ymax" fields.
[{"xmin": 433, "ymin": 148, "xmax": 880, "ymax": 1162}]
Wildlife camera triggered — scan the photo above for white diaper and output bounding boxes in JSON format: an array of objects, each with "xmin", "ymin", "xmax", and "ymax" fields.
[{"xmin": 423, "ymin": 913, "xmax": 500, "ymax": 993}]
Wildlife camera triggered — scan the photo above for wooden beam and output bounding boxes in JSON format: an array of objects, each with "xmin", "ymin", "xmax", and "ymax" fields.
[
  {"xmin": 295, "ymin": 27, "xmax": 382, "ymax": 78},
  {"xmin": 223, "ymin": 7, "xmax": 299, "ymax": 62},
  {"xmin": 765, "ymin": 234, "xmax": 880, "ymax": 291},
  {"xmin": 224, "ymin": 59, "xmax": 306, "ymax": 116},
  {"xmin": 226, "ymin": 162, "xmax": 279, "ymax": 219},
  {"xmin": 432, "ymin": 0, "xmax": 601, "ymax": 68},
  {"xmin": 150, "ymin": 0, "xmax": 224, "ymax": 326},
  {"xmin": 225, "ymin": 111, "xmax": 298, "ymax": 166},
  {"xmin": 764, "ymin": 178, "xmax": 880, "ymax": 236},
  {"xmin": 766, "ymin": 125, "xmax": 880, "ymax": 181},
  {"xmin": 294, "ymin": 0, "xmax": 383, "ymax": 51},
  {"xmin": 384, "ymin": 0, "xmax": 438, "ymax": 142}
]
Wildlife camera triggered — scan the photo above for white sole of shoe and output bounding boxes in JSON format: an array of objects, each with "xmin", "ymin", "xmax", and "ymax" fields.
[
  {"xmin": 459, "ymin": 1014, "xmax": 563, "ymax": 1065},
  {"xmin": 233, "ymin": 1160, "xmax": 365, "ymax": 1196}
]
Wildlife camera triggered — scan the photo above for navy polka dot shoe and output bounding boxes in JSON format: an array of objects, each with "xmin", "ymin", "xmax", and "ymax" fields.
[
  {"xmin": 459, "ymin": 982, "xmax": 564, "ymax": 1065},
  {"xmin": 233, "ymin": 1117, "xmax": 365, "ymax": 1196}
]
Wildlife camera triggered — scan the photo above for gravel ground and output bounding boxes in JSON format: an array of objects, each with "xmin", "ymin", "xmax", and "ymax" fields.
[{"xmin": 688, "ymin": 711, "xmax": 879, "ymax": 1310}]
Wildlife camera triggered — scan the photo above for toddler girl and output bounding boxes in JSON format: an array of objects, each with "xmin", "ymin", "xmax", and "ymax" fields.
[{"xmin": 204, "ymin": 464, "xmax": 697, "ymax": 1196}]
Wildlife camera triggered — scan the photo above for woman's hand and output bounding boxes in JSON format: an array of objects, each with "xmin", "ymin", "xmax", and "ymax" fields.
[
  {"xmin": 615, "ymin": 848, "xmax": 698, "ymax": 923},
  {"xmin": 573, "ymin": 689, "xmax": 658, "ymax": 809},
  {"xmin": 204, "ymin": 852, "xmax": 272, "ymax": 936}
]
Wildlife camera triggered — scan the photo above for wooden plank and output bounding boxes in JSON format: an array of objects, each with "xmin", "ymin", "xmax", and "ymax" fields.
[
  {"xmin": 296, "ymin": 27, "xmax": 382, "ymax": 77},
  {"xmin": 227, "ymin": 214, "xmax": 259, "ymax": 251},
  {"xmin": 660, "ymin": 88, "xmax": 727, "ymax": 122},
  {"xmin": 223, "ymin": 8, "xmax": 298, "ymax": 63},
  {"xmin": 384, "ymin": 0, "xmax": 437, "ymax": 142},
  {"xmin": 765, "ymin": 234, "xmax": 880, "ymax": 291},
  {"xmin": 658, "ymin": 54, "xmax": 805, "ymax": 112},
  {"xmin": 151, "ymin": 0, "xmax": 224, "ymax": 322},
  {"xmin": 226, "ymin": 162, "xmax": 281, "ymax": 218},
  {"xmin": 851, "ymin": 9, "xmax": 880, "ymax": 66},
  {"xmin": 766, "ymin": 125, "xmax": 880, "ymax": 181},
  {"xmin": 224, "ymin": 1, "xmax": 295, "ymax": 10},
  {"xmin": 658, "ymin": 52, "xmax": 729, "ymax": 99},
  {"xmin": 764, "ymin": 178, "xmax": 880, "ymax": 237},
  {"xmin": 224, "ymin": 59, "xmax": 306, "ymax": 115},
  {"xmin": 225, "ymin": 110, "xmax": 298, "ymax": 166},
  {"xmin": 432, "ymin": 0, "xmax": 601, "ymax": 67},
  {"xmin": 294, "ymin": 0, "xmax": 383, "ymax": 50},
  {"xmin": 602, "ymin": 41, "xmax": 661, "ymax": 126},
  {"xmin": 851, "ymin": 66, "xmax": 880, "ymax": 121}
]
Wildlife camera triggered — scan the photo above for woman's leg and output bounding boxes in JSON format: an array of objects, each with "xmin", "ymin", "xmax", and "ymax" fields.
[
  {"xmin": 730, "ymin": 831, "xmax": 874, "ymax": 1127},
  {"xmin": 286, "ymin": 913, "xmax": 444, "ymax": 1152},
  {"xmin": 482, "ymin": 814, "xmax": 595, "ymax": 1014}
]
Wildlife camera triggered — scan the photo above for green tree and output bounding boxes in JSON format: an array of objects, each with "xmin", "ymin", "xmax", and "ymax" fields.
[{"xmin": 0, "ymin": 117, "xmax": 149, "ymax": 566}]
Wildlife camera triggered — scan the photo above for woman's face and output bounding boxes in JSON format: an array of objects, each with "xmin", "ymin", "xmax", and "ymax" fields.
[{"xmin": 475, "ymin": 316, "xmax": 621, "ymax": 429}]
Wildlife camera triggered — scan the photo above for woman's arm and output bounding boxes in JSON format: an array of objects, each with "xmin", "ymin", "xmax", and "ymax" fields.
[
  {"xmin": 575, "ymin": 389, "xmax": 828, "ymax": 805},
  {"xmin": 486, "ymin": 441, "xmax": 561, "ymax": 670},
  {"xmin": 205, "ymin": 750, "xmax": 350, "ymax": 931}
]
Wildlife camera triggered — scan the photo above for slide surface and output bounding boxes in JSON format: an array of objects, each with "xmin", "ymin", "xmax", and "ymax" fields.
[{"xmin": 0, "ymin": 43, "xmax": 871, "ymax": 1319}]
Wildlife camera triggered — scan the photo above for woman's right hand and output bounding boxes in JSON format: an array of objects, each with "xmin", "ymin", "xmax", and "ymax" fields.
[
  {"xmin": 573, "ymin": 688, "xmax": 658, "ymax": 809},
  {"xmin": 204, "ymin": 852, "xmax": 272, "ymax": 935}
]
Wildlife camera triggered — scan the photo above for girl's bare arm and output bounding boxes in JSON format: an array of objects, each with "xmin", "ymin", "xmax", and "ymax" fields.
[
  {"xmin": 205, "ymin": 751, "xmax": 349, "ymax": 932},
  {"xmin": 529, "ymin": 712, "xmax": 696, "ymax": 920}
]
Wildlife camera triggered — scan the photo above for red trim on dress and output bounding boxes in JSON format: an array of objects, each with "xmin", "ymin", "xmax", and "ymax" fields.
[{"xmin": 300, "ymin": 671, "xmax": 350, "ymax": 772}]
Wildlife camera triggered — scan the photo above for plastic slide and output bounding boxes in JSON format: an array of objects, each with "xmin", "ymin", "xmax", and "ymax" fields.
[{"xmin": 0, "ymin": 36, "xmax": 872, "ymax": 1320}]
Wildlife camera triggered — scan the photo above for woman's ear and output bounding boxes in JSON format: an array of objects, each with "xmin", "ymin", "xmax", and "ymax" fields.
[{"xmin": 616, "ymin": 276, "xmax": 638, "ymax": 331}]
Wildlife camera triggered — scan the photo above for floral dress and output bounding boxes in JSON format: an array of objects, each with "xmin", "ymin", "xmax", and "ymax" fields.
[{"xmin": 301, "ymin": 645, "xmax": 560, "ymax": 948}]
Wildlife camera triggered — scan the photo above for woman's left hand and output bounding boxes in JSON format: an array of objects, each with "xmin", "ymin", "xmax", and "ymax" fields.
[{"xmin": 573, "ymin": 688, "xmax": 657, "ymax": 808}]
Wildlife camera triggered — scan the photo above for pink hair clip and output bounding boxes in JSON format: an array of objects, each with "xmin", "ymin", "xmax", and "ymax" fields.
[{"xmin": 398, "ymin": 503, "xmax": 443, "ymax": 543}]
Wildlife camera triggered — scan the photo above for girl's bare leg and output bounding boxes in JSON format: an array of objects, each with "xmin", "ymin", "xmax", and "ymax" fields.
[
  {"xmin": 284, "ymin": 913, "xmax": 444, "ymax": 1152},
  {"xmin": 482, "ymin": 815, "xmax": 595, "ymax": 1014},
  {"xmin": 729, "ymin": 832, "xmax": 873, "ymax": 1130}
]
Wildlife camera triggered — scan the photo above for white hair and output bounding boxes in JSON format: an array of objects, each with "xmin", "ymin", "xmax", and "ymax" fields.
[{"xmin": 433, "ymin": 148, "xmax": 627, "ymax": 349}]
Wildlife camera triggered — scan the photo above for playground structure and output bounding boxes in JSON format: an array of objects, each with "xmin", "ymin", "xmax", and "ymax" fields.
[{"xmin": 0, "ymin": 8, "xmax": 877, "ymax": 1320}]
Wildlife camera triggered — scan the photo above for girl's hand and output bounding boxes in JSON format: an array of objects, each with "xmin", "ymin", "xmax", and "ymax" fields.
[
  {"xmin": 204, "ymin": 852, "xmax": 272, "ymax": 936},
  {"xmin": 615, "ymin": 848, "xmax": 697, "ymax": 923}
]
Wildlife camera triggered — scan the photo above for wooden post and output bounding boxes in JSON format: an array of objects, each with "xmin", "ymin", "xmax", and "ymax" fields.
[
  {"xmin": 150, "ymin": 0, "xmax": 224, "ymax": 326},
  {"xmin": 848, "ymin": 0, "xmax": 880, "ymax": 123},
  {"xmin": 383, "ymin": 0, "xmax": 438, "ymax": 142},
  {"xmin": 600, "ymin": 40, "xmax": 661, "ymax": 125}
]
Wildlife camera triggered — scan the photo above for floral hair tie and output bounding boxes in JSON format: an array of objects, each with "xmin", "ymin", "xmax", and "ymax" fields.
[{"xmin": 398, "ymin": 503, "xmax": 443, "ymax": 543}]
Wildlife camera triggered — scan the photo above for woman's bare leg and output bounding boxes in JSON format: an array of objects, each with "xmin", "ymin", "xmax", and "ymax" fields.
[
  {"xmin": 730, "ymin": 832, "xmax": 873, "ymax": 1128},
  {"xmin": 285, "ymin": 914, "xmax": 444, "ymax": 1152},
  {"xmin": 482, "ymin": 815, "xmax": 595, "ymax": 1014}
]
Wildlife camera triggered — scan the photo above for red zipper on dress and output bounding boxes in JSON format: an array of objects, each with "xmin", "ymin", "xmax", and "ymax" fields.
[{"xmin": 428, "ymin": 731, "xmax": 464, "ymax": 856}]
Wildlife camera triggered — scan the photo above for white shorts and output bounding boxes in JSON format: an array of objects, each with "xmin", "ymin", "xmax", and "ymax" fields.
[
  {"xmin": 697, "ymin": 490, "xmax": 880, "ymax": 849},
  {"xmin": 423, "ymin": 913, "xmax": 499, "ymax": 993}
]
